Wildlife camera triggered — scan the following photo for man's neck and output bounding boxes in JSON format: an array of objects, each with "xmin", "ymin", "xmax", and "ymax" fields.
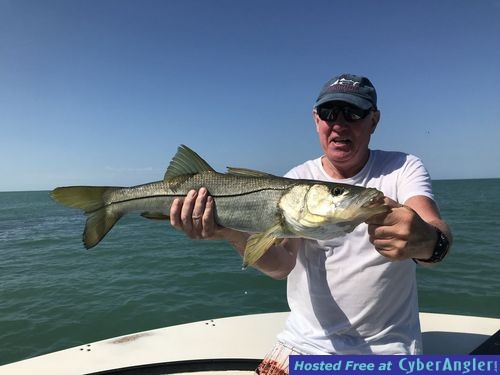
[{"xmin": 321, "ymin": 151, "xmax": 370, "ymax": 179}]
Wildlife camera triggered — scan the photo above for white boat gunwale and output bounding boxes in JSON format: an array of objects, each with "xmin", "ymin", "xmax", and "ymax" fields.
[{"xmin": 1, "ymin": 311, "xmax": 499, "ymax": 375}]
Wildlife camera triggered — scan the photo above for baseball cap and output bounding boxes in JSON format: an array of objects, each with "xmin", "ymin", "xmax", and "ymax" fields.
[{"xmin": 314, "ymin": 73, "xmax": 377, "ymax": 110}]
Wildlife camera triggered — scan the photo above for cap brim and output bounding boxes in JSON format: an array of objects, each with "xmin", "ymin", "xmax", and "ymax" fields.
[{"xmin": 315, "ymin": 93, "xmax": 373, "ymax": 110}]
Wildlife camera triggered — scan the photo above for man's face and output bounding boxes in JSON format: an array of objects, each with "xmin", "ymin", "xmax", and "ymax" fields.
[{"xmin": 313, "ymin": 102, "xmax": 380, "ymax": 169}]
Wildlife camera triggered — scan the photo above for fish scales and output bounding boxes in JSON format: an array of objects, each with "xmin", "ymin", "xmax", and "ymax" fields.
[
  {"xmin": 101, "ymin": 174, "xmax": 292, "ymax": 233},
  {"xmin": 165, "ymin": 172, "xmax": 296, "ymax": 197},
  {"xmin": 51, "ymin": 144, "xmax": 388, "ymax": 267}
]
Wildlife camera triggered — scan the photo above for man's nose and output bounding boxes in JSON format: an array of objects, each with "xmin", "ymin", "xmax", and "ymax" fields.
[{"xmin": 328, "ymin": 113, "xmax": 350, "ymax": 128}]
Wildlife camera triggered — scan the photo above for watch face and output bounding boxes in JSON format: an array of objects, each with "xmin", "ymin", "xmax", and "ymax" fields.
[{"xmin": 436, "ymin": 231, "xmax": 450, "ymax": 260}]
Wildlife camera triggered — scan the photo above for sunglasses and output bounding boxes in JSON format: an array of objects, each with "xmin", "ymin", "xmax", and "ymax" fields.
[{"xmin": 316, "ymin": 105, "xmax": 374, "ymax": 123}]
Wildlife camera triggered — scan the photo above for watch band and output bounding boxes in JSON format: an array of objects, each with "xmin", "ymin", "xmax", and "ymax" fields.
[{"xmin": 416, "ymin": 228, "xmax": 450, "ymax": 263}]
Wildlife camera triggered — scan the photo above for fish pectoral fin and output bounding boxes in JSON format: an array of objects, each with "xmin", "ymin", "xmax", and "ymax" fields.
[
  {"xmin": 273, "ymin": 238, "xmax": 285, "ymax": 247},
  {"xmin": 226, "ymin": 167, "xmax": 277, "ymax": 178},
  {"xmin": 242, "ymin": 223, "xmax": 283, "ymax": 269},
  {"xmin": 164, "ymin": 145, "xmax": 215, "ymax": 181},
  {"xmin": 141, "ymin": 211, "xmax": 170, "ymax": 220}
]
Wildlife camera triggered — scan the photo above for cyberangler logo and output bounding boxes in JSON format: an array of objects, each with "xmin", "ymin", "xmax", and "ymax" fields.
[{"xmin": 290, "ymin": 355, "xmax": 499, "ymax": 375}]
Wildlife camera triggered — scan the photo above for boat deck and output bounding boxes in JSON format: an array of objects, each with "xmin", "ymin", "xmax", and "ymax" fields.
[{"xmin": 1, "ymin": 312, "xmax": 499, "ymax": 375}]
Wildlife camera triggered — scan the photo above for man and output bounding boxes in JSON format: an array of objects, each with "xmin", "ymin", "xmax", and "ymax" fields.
[{"xmin": 170, "ymin": 74, "xmax": 452, "ymax": 365}]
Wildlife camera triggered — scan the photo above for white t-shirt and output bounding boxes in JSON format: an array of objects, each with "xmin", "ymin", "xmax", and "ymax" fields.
[{"xmin": 277, "ymin": 150, "xmax": 434, "ymax": 355}]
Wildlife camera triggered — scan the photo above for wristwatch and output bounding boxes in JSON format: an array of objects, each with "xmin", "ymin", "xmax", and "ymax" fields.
[{"xmin": 416, "ymin": 228, "xmax": 450, "ymax": 263}]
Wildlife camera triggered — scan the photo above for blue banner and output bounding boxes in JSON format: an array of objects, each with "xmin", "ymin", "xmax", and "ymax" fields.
[{"xmin": 289, "ymin": 355, "xmax": 499, "ymax": 375}]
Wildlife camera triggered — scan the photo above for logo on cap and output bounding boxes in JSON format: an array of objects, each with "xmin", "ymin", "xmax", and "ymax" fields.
[
  {"xmin": 330, "ymin": 78, "xmax": 360, "ymax": 87},
  {"xmin": 329, "ymin": 78, "xmax": 361, "ymax": 93},
  {"xmin": 315, "ymin": 73, "xmax": 377, "ymax": 109}
]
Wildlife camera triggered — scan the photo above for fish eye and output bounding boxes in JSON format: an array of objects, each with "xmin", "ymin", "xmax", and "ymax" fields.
[{"xmin": 331, "ymin": 187, "xmax": 344, "ymax": 196}]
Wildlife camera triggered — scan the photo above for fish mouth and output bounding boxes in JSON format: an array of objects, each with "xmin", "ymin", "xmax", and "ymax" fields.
[{"xmin": 358, "ymin": 189, "xmax": 385, "ymax": 210}]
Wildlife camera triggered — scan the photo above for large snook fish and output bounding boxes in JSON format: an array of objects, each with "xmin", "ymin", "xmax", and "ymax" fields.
[{"xmin": 51, "ymin": 145, "xmax": 388, "ymax": 267}]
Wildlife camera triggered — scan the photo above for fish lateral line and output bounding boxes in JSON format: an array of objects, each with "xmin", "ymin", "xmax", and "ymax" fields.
[{"xmin": 50, "ymin": 144, "xmax": 388, "ymax": 266}]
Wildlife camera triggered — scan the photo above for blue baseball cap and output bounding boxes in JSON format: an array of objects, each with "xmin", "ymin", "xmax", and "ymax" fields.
[{"xmin": 314, "ymin": 74, "xmax": 377, "ymax": 110}]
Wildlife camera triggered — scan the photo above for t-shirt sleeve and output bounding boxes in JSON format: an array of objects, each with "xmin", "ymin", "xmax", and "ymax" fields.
[
  {"xmin": 398, "ymin": 154, "xmax": 434, "ymax": 204},
  {"xmin": 284, "ymin": 158, "xmax": 323, "ymax": 180},
  {"xmin": 284, "ymin": 167, "xmax": 300, "ymax": 179}
]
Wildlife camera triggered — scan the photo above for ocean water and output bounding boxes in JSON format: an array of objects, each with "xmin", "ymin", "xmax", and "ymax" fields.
[{"xmin": 1, "ymin": 179, "xmax": 499, "ymax": 365}]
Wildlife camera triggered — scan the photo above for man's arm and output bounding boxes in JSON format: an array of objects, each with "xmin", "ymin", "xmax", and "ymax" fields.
[
  {"xmin": 169, "ymin": 187, "xmax": 299, "ymax": 279},
  {"xmin": 366, "ymin": 195, "xmax": 452, "ymax": 265}
]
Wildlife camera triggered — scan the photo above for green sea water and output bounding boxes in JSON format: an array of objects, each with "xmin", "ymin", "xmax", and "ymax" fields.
[{"xmin": 1, "ymin": 179, "xmax": 499, "ymax": 365}]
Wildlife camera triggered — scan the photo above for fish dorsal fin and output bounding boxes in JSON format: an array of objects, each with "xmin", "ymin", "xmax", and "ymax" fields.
[
  {"xmin": 226, "ymin": 167, "xmax": 276, "ymax": 178},
  {"xmin": 164, "ymin": 145, "xmax": 215, "ymax": 181}
]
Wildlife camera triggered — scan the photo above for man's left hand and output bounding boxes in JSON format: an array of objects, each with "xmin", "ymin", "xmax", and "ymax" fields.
[{"xmin": 366, "ymin": 197, "xmax": 438, "ymax": 261}]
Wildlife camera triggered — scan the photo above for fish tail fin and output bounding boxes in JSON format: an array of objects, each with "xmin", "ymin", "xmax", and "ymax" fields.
[
  {"xmin": 83, "ymin": 208, "xmax": 123, "ymax": 249},
  {"xmin": 50, "ymin": 186, "xmax": 122, "ymax": 249}
]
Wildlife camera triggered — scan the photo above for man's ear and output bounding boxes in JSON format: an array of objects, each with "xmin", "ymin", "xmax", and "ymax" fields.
[
  {"xmin": 371, "ymin": 110, "xmax": 380, "ymax": 134},
  {"xmin": 313, "ymin": 110, "xmax": 321, "ymax": 133}
]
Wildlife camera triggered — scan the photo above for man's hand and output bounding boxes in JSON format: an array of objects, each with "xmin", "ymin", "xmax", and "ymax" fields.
[
  {"xmin": 366, "ymin": 197, "xmax": 438, "ymax": 261},
  {"xmin": 169, "ymin": 187, "xmax": 220, "ymax": 239}
]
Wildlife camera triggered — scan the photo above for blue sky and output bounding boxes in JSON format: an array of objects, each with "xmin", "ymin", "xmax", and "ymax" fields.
[{"xmin": 1, "ymin": 0, "xmax": 500, "ymax": 191}]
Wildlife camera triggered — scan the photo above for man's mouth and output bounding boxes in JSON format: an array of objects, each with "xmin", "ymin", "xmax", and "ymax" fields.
[{"xmin": 332, "ymin": 137, "xmax": 351, "ymax": 146}]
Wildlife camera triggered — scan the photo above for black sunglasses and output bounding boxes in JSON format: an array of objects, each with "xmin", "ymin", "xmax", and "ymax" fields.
[{"xmin": 316, "ymin": 105, "xmax": 374, "ymax": 123}]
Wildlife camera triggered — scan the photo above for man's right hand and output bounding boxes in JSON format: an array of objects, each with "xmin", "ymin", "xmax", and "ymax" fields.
[{"xmin": 169, "ymin": 187, "xmax": 219, "ymax": 240}]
